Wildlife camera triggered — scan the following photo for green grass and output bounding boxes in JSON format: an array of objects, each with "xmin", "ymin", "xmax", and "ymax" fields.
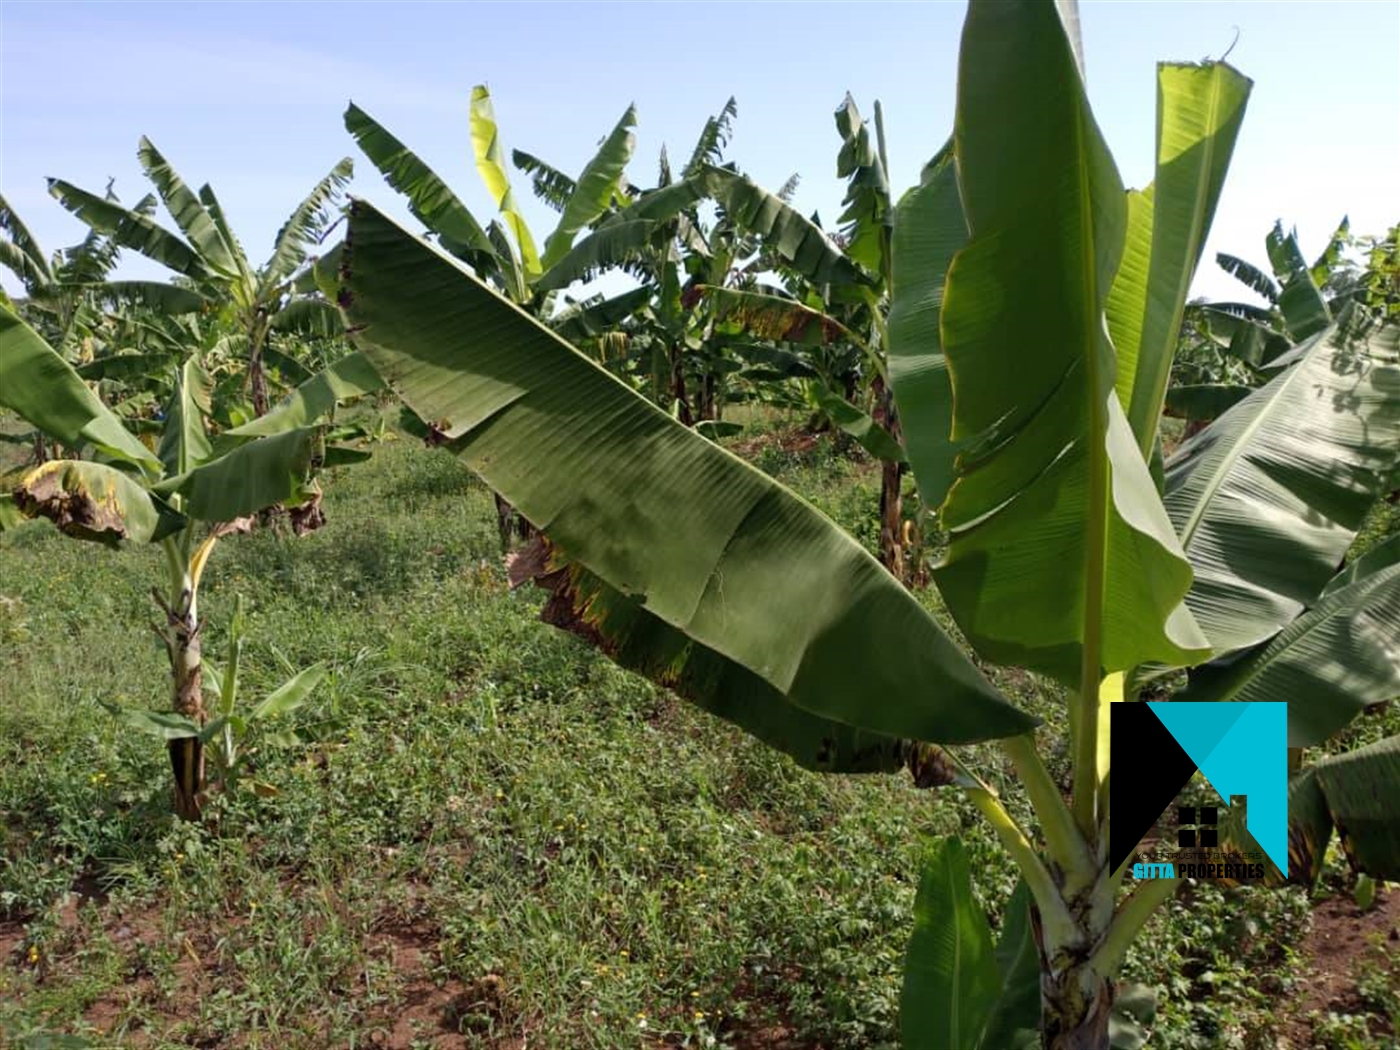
[{"xmin": 0, "ymin": 429, "xmax": 1394, "ymax": 1048}]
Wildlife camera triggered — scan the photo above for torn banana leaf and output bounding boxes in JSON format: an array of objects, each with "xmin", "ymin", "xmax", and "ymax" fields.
[{"xmin": 339, "ymin": 200, "xmax": 1034, "ymax": 745}]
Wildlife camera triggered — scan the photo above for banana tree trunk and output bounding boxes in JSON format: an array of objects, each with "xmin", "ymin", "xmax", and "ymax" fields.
[
  {"xmin": 1041, "ymin": 961, "xmax": 1113, "ymax": 1049},
  {"xmin": 160, "ymin": 544, "xmax": 206, "ymax": 820},
  {"xmin": 699, "ymin": 371, "xmax": 717, "ymax": 422},
  {"xmin": 495, "ymin": 492, "xmax": 515, "ymax": 552},
  {"xmin": 31, "ymin": 433, "xmax": 46, "ymax": 465},
  {"xmin": 670, "ymin": 345, "xmax": 694, "ymax": 426},
  {"xmin": 249, "ymin": 351, "xmax": 270, "ymax": 418},
  {"xmin": 872, "ymin": 377, "xmax": 904, "ymax": 579},
  {"xmin": 249, "ymin": 313, "xmax": 271, "ymax": 418}
]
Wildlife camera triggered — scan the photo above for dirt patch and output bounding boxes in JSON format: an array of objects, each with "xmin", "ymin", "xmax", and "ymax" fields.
[
  {"xmin": 1277, "ymin": 884, "xmax": 1400, "ymax": 1048},
  {"xmin": 0, "ymin": 915, "xmax": 26, "ymax": 968},
  {"xmin": 728, "ymin": 427, "xmax": 823, "ymax": 461}
]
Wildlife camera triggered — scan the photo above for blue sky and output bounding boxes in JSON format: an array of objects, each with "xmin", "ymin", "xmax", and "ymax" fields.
[{"xmin": 1, "ymin": 1, "xmax": 1396, "ymax": 302}]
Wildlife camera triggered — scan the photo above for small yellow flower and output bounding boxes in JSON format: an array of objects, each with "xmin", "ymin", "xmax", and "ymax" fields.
[
  {"xmin": 694, "ymin": 1010, "xmax": 707, "ymax": 1021},
  {"xmin": 27, "ymin": 945, "xmax": 39, "ymax": 964},
  {"xmin": 619, "ymin": 949, "xmax": 629, "ymax": 958},
  {"xmin": 690, "ymin": 990, "xmax": 700, "ymax": 998}
]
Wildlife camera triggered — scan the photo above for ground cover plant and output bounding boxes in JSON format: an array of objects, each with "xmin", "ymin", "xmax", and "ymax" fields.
[{"xmin": 2, "ymin": 436, "xmax": 1395, "ymax": 1049}]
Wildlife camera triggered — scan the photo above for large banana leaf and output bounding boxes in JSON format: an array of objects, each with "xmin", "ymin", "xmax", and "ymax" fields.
[
  {"xmin": 1289, "ymin": 734, "xmax": 1400, "ymax": 882},
  {"xmin": 270, "ymin": 297, "xmax": 343, "ymax": 338},
  {"xmin": 157, "ymin": 426, "xmax": 324, "ymax": 522},
  {"xmin": 339, "ymin": 200, "xmax": 1035, "ymax": 745},
  {"xmin": 86, "ymin": 280, "xmax": 208, "ymax": 316},
  {"xmin": 1105, "ymin": 62, "xmax": 1250, "ymax": 455},
  {"xmin": 900, "ymin": 838, "xmax": 1002, "ymax": 1050},
  {"xmin": 77, "ymin": 352, "xmax": 176, "ymax": 383},
  {"xmin": 263, "ymin": 158, "xmax": 354, "ymax": 285},
  {"xmin": 682, "ymin": 97, "xmax": 738, "ymax": 178},
  {"xmin": 224, "ymin": 351, "xmax": 384, "ymax": 439},
  {"xmin": 1216, "ymin": 252, "xmax": 1278, "ymax": 303},
  {"xmin": 343, "ymin": 102, "xmax": 498, "ymax": 270},
  {"xmin": 1267, "ymin": 222, "xmax": 1331, "ymax": 341},
  {"xmin": 697, "ymin": 166, "xmax": 865, "ymax": 288},
  {"xmin": 0, "ymin": 239, "xmax": 49, "ymax": 292},
  {"xmin": 540, "ymin": 104, "xmax": 638, "ymax": 271},
  {"xmin": 809, "ymin": 385, "xmax": 906, "ymax": 464},
  {"xmin": 509, "ymin": 538, "xmax": 906, "ymax": 773},
  {"xmin": 470, "ymin": 86, "xmax": 542, "ymax": 278},
  {"xmin": 511, "ymin": 149, "xmax": 577, "ymax": 213},
  {"xmin": 887, "ymin": 146, "xmax": 966, "ymax": 515},
  {"xmin": 1165, "ymin": 311, "xmax": 1400, "ymax": 654},
  {"xmin": 833, "ymin": 94, "xmax": 891, "ymax": 276},
  {"xmin": 197, "ymin": 183, "xmax": 249, "ymax": 280},
  {"xmin": 532, "ymin": 219, "xmax": 656, "ymax": 294},
  {"xmin": 1181, "ymin": 533, "xmax": 1400, "ymax": 746},
  {"xmin": 550, "ymin": 288, "xmax": 650, "ymax": 342},
  {"xmin": 156, "ymin": 357, "xmax": 214, "ymax": 476},
  {"xmin": 929, "ymin": 0, "xmax": 1207, "ymax": 683},
  {"xmin": 0, "ymin": 192, "xmax": 52, "ymax": 286},
  {"xmin": 1163, "ymin": 383, "xmax": 1251, "ymax": 422},
  {"xmin": 0, "ymin": 308, "xmax": 159, "ymax": 471},
  {"xmin": 47, "ymin": 179, "xmax": 213, "ymax": 283},
  {"xmin": 136, "ymin": 138, "xmax": 240, "ymax": 278}
]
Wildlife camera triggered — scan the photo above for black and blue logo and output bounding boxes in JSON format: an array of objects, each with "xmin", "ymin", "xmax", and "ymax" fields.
[{"xmin": 1109, "ymin": 702, "xmax": 1288, "ymax": 880}]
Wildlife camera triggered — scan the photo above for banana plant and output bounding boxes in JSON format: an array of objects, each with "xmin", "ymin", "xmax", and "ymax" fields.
[
  {"xmin": 47, "ymin": 143, "xmax": 352, "ymax": 417},
  {"xmin": 328, "ymin": 4, "xmax": 1398, "ymax": 1047},
  {"xmin": 1, "ymin": 186, "xmax": 206, "ymax": 352},
  {"xmin": 345, "ymin": 86, "xmax": 709, "ymax": 546},
  {"xmin": 1166, "ymin": 216, "xmax": 1355, "ymax": 425},
  {"xmin": 1167, "ymin": 305, "xmax": 1400, "ymax": 884},
  {"xmin": 109, "ymin": 593, "xmax": 328, "ymax": 800},
  {"xmin": 682, "ymin": 96, "xmax": 913, "ymax": 574},
  {"xmin": 0, "ymin": 306, "xmax": 377, "ymax": 818}
]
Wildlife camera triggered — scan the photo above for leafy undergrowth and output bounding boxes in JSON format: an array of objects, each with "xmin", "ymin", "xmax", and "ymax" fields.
[{"xmin": 0, "ymin": 428, "xmax": 1394, "ymax": 1048}]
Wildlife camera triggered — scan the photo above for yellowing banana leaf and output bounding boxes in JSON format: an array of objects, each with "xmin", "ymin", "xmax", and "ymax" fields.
[
  {"xmin": 510, "ymin": 538, "xmax": 907, "ymax": 773},
  {"xmin": 1288, "ymin": 735, "xmax": 1400, "ymax": 882},
  {"xmin": 470, "ymin": 86, "xmax": 542, "ymax": 278},
  {"xmin": 1105, "ymin": 61, "xmax": 1251, "ymax": 456},
  {"xmin": 13, "ymin": 459, "xmax": 181, "ymax": 545}
]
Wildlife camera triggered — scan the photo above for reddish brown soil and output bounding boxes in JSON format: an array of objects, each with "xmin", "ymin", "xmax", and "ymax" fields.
[
  {"xmin": 1277, "ymin": 883, "xmax": 1400, "ymax": 1049},
  {"xmin": 729, "ymin": 427, "xmax": 824, "ymax": 461}
]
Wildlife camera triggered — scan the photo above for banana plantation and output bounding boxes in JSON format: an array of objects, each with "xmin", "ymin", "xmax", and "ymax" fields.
[{"xmin": 2, "ymin": 1, "xmax": 1399, "ymax": 1047}]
